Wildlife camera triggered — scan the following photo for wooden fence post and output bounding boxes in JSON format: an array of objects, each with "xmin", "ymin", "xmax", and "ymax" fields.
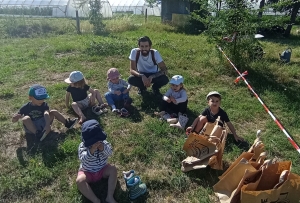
[{"xmin": 76, "ymin": 10, "xmax": 81, "ymax": 34}]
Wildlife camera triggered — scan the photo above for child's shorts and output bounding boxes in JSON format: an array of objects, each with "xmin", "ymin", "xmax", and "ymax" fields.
[
  {"xmin": 76, "ymin": 96, "xmax": 90, "ymax": 110},
  {"xmin": 24, "ymin": 117, "xmax": 46, "ymax": 134},
  {"xmin": 77, "ymin": 164, "xmax": 110, "ymax": 183}
]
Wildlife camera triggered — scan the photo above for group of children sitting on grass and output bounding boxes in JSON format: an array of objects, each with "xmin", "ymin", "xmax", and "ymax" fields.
[{"xmin": 11, "ymin": 41, "xmax": 244, "ymax": 203}]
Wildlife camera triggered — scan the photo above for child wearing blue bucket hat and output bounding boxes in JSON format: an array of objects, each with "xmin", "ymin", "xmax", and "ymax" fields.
[{"xmin": 76, "ymin": 119, "xmax": 118, "ymax": 203}]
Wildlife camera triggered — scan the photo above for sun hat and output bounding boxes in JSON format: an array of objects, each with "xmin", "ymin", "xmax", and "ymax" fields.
[
  {"xmin": 107, "ymin": 68, "xmax": 120, "ymax": 80},
  {"xmin": 28, "ymin": 84, "xmax": 50, "ymax": 100},
  {"xmin": 169, "ymin": 75, "xmax": 184, "ymax": 85},
  {"xmin": 64, "ymin": 71, "xmax": 84, "ymax": 83},
  {"xmin": 206, "ymin": 91, "xmax": 222, "ymax": 100},
  {"xmin": 81, "ymin": 119, "xmax": 107, "ymax": 147}
]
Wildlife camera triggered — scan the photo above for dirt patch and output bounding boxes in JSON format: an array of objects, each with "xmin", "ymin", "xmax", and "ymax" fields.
[
  {"xmin": 0, "ymin": 131, "xmax": 25, "ymax": 159},
  {"xmin": 16, "ymin": 71, "xmax": 70, "ymax": 92},
  {"xmin": 44, "ymin": 71, "xmax": 70, "ymax": 84},
  {"xmin": 218, "ymin": 75, "xmax": 233, "ymax": 83},
  {"xmin": 80, "ymin": 61, "xmax": 98, "ymax": 68},
  {"xmin": 55, "ymin": 51, "xmax": 80, "ymax": 58}
]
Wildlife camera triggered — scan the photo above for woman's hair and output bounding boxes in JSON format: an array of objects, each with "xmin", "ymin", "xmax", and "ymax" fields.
[{"xmin": 73, "ymin": 78, "xmax": 86, "ymax": 89}]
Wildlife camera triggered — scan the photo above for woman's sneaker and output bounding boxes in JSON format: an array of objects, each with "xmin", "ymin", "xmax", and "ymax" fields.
[{"xmin": 65, "ymin": 118, "xmax": 78, "ymax": 129}]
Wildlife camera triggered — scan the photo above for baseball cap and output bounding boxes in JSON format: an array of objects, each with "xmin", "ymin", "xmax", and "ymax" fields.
[
  {"xmin": 64, "ymin": 71, "xmax": 84, "ymax": 84},
  {"xmin": 81, "ymin": 119, "xmax": 107, "ymax": 147},
  {"xmin": 169, "ymin": 75, "xmax": 184, "ymax": 85},
  {"xmin": 28, "ymin": 84, "xmax": 50, "ymax": 100},
  {"xmin": 107, "ymin": 68, "xmax": 120, "ymax": 80},
  {"xmin": 206, "ymin": 91, "xmax": 221, "ymax": 100}
]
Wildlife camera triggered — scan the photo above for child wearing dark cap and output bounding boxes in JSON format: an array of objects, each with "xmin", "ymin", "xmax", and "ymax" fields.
[
  {"xmin": 12, "ymin": 84, "xmax": 77, "ymax": 138},
  {"xmin": 76, "ymin": 119, "xmax": 117, "ymax": 203}
]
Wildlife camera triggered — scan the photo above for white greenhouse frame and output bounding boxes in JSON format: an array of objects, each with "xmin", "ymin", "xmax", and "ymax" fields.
[
  {"xmin": 0, "ymin": 0, "xmax": 113, "ymax": 17},
  {"xmin": 0, "ymin": 0, "xmax": 161, "ymax": 18}
]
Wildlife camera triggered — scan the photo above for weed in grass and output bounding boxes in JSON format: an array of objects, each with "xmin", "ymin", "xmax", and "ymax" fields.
[{"xmin": 85, "ymin": 38, "xmax": 132, "ymax": 56}]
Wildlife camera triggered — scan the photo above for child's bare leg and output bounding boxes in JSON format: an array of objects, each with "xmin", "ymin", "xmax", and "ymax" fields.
[
  {"xmin": 76, "ymin": 174, "xmax": 100, "ymax": 203},
  {"xmin": 103, "ymin": 165, "xmax": 118, "ymax": 203},
  {"xmin": 194, "ymin": 116, "xmax": 208, "ymax": 133},
  {"xmin": 94, "ymin": 89, "xmax": 105, "ymax": 105},
  {"xmin": 72, "ymin": 102, "xmax": 86, "ymax": 123},
  {"xmin": 89, "ymin": 93, "xmax": 96, "ymax": 107},
  {"xmin": 49, "ymin": 110, "xmax": 64, "ymax": 124},
  {"xmin": 22, "ymin": 116, "xmax": 36, "ymax": 134}
]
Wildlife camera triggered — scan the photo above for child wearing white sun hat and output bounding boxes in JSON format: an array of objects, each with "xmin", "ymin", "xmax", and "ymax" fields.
[
  {"xmin": 65, "ymin": 71, "xmax": 107, "ymax": 124},
  {"xmin": 155, "ymin": 75, "xmax": 189, "ymax": 129}
]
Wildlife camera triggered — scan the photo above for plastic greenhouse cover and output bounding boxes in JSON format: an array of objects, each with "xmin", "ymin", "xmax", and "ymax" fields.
[
  {"xmin": 108, "ymin": 0, "xmax": 145, "ymax": 7},
  {"xmin": 0, "ymin": 0, "xmax": 69, "ymax": 6}
]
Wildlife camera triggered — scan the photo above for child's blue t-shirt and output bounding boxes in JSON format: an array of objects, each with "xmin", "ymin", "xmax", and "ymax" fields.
[
  {"xmin": 18, "ymin": 102, "xmax": 49, "ymax": 121},
  {"xmin": 66, "ymin": 84, "xmax": 90, "ymax": 102}
]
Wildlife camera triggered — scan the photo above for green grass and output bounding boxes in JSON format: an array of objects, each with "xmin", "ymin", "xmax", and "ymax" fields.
[{"xmin": 0, "ymin": 15, "xmax": 300, "ymax": 202}]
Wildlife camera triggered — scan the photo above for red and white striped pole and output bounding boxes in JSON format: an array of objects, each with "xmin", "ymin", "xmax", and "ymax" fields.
[{"xmin": 217, "ymin": 45, "xmax": 300, "ymax": 154}]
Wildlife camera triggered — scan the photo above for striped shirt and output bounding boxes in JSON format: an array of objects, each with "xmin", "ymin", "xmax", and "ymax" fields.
[{"xmin": 78, "ymin": 140, "xmax": 113, "ymax": 173}]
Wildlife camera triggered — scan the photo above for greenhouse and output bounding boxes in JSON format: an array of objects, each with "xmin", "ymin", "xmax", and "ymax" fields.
[{"xmin": 0, "ymin": 0, "xmax": 161, "ymax": 18}]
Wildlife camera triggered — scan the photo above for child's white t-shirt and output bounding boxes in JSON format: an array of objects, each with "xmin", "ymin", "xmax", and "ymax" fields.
[
  {"xmin": 129, "ymin": 48, "xmax": 163, "ymax": 73},
  {"xmin": 163, "ymin": 88, "xmax": 188, "ymax": 104}
]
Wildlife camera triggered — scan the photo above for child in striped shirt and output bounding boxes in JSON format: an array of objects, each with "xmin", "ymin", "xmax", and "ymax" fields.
[{"xmin": 76, "ymin": 119, "xmax": 117, "ymax": 203}]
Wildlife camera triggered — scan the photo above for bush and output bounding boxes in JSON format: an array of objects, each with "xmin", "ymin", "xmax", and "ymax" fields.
[{"xmin": 2, "ymin": 17, "xmax": 74, "ymax": 38}]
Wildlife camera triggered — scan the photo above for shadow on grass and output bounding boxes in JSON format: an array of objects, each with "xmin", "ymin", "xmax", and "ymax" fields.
[
  {"xmin": 139, "ymin": 91, "xmax": 163, "ymax": 114},
  {"xmin": 246, "ymin": 65, "xmax": 300, "ymax": 118},
  {"xmin": 263, "ymin": 55, "xmax": 300, "ymax": 66},
  {"xmin": 81, "ymin": 179, "xmax": 149, "ymax": 203},
  {"xmin": 185, "ymin": 167, "xmax": 224, "ymax": 187},
  {"xmin": 114, "ymin": 99, "xmax": 142, "ymax": 123},
  {"xmin": 225, "ymin": 134, "xmax": 250, "ymax": 153},
  {"xmin": 16, "ymin": 131, "xmax": 68, "ymax": 167}
]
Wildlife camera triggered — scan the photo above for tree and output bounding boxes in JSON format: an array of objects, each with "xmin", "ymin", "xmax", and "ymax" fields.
[
  {"xmin": 145, "ymin": 0, "xmax": 157, "ymax": 7},
  {"xmin": 268, "ymin": 0, "xmax": 300, "ymax": 36},
  {"xmin": 89, "ymin": 0, "xmax": 105, "ymax": 35},
  {"xmin": 191, "ymin": 0, "xmax": 262, "ymax": 65},
  {"xmin": 78, "ymin": 0, "xmax": 105, "ymax": 35},
  {"xmin": 257, "ymin": 0, "xmax": 266, "ymax": 19}
]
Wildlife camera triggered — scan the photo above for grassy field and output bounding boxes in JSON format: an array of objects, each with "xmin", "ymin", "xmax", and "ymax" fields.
[{"xmin": 0, "ymin": 15, "xmax": 300, "ymax": 203}]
